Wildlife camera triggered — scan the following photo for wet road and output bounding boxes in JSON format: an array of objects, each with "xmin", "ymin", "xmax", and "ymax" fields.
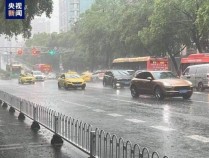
[{"xmin": 1, "ymin": 79, "xmax": 209, "ymax": 158}]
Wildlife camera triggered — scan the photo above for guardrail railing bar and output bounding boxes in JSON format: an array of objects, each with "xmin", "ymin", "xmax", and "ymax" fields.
[{"xmin": 0, "ymin": 92, "xmax": 168, "ymax": 158}]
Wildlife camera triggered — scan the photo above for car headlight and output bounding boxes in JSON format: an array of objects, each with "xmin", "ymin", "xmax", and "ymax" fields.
[{"xmin": 186, "ymin": 81, "xmax": 193, "ymax": 87}]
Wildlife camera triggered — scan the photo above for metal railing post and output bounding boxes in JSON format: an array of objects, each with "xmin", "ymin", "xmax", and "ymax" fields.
[
  {"xmin": 54, "ymin": 115, "xmax": 59, "ymax": 134},
  {"xmin": 51, "ymin": 114, "xmax": 63, "ymax": 145},
  {"xmin": 89, "ymin": 131, "xmax": 96, "ymax": 158},
  {"xmin": 19, "ymin": 100, "xmax": 22, "ymax": 112},
  {"xmin": 18, "ymin": 100, "xmax": 25, "ymax": 120},
  {"xmin": 33, "ymin": 106, "xmax": 37, "ymax": 121},
  {"xmin": 31, "ymin": 105, "xmax": 40, "ymax": 131}
]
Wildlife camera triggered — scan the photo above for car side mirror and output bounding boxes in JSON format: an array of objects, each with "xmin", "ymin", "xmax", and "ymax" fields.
[{"xmin": 147, "ymin": 77, "xmax": 152, "ymax": 81}]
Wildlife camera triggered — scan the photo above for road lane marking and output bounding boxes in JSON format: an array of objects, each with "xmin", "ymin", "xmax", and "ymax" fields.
[
  {"xmin": 93, "ymin": 109, "xmax": 105, "ymax": 112},
  {"xmin": 106, "ymin": 94, "xmax": 130, "ymax": 98},
  {"xmin": 125, "ymin": 119, "xmax": 145, "ymax": 123},
  {"xmin": 186, "ymin": 135, "xmax": 209, "ymax": 143},
  {"xmin": 0, "ymin": 123, "xmax": 21, "ymax": 126},
  {"xmin": 150, "ymin": 126, "xmax": 175, "ymax": 131},
  {"xmin": 60, "ymin": 100, "xmax": 91, "ymax": 108},
  {"xmin": 107, "ymin": 113, "xmax": 123, "ymax": 117},
  {"xmin": 193, "ymin": 92, "xmax": 209, "ymax": 95},
  {"xmin": 0, "ymin": 144, "xmax": 21, "ymax": 147},
  {"xmin": 87, "ymin": 87, "xmax": 209, "ymax": 104},
  {"xmin": 111, "ymin": 98, "xmax": 153, "ymax": 107},
  {"xmin": 0, "ymin": 143, "xmax": 51, "ymax": 151},
  {"xmin": 189, "ymin": 100, "xmax": 209, "ymax": 104},
  {"xmin": 112, "ymin": 97, "xmax": 209, "ymax": 106},
  {"xmin": 0, "ymin": 146, "xmax": 23, "ymax": 150}
]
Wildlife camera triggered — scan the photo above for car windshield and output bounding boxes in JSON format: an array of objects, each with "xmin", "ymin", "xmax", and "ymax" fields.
[
  {"xmin": 152, "ymin": 71, "xmax": 177, "ymax": 79},
  {"xmin": 33, "ymin": 71, "xmax": 42, "ymax": 75},
  {"xmin": 126, "ymin": 70, "xmax": 135, "ymax": 75},
  {"xmin": 65, "ymin": 74, "xmax": 80, "ymax": 79},
  {"xmin": 26, "ymin": 73, "xmax": 33, "ymax": 76}
]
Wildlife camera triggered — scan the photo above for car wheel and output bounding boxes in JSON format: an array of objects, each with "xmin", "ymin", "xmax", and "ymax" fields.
[
  {"xmin": 130, "ymin": 86, "xmax": 139, "ymax": 98},
  {"xmin": 64, "ymin": 84, "xmax": 68, "ymax": 90},
  {"xmin": 58, "ymin": 83, "xmax": 61, "ymax": 89},
  {"xmin": 154, "ymin": 87, "xmax": 165, "ymax": 100},
  {"xmin": 82, "ymin": 85, "xmax": 86, "ymax": 90},
  {"xmin": 103, "ymin": 80, "xmax": 107, "ymax": 87},
  {"xmin": 182, "ymin": 93, "xmax": 192, "ymax": 100},
  {"xmin": 197, "ymin": 82, "xmax": 204, "ymax": 92}
]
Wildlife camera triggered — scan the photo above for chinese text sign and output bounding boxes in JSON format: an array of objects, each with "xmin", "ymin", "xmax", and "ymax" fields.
[{"xmin": 6, "ymin": 0, "xmax": 25, "ymax": 19}]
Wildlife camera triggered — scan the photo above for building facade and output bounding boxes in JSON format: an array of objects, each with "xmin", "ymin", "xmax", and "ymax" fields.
[{"xmin": 59, "ymin": 0, "xmax": 94, "ymax": 32}]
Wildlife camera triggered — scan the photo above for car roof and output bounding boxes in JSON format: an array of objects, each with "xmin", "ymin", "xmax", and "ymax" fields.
[
  {"xmin": 107, "ymin": 69, "xmax": 134, "ymax": 72},
  {"xmin": 187, "ymin": 64, "xmax": 209, "ymax": 68},
  {"xmin": 136, "ymin": 70, "xmax": 171, "ymax": 73}
]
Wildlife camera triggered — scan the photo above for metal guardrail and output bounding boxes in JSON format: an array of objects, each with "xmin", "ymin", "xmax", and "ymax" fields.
[{"xmin": 0, "ymin": 90, "xmax": 168, "ymax": 158}]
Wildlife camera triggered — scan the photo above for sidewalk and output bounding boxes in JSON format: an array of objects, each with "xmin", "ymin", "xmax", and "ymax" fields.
[{"xmin": 0, "ymin": 105, "xmax": 88, "ymax": 158}]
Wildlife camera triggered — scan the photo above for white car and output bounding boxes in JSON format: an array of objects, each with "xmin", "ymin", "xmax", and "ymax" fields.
[
  {"xmin": 47, "ymin": 72, "xmax": 57, "ymax": 79},
  {"xmin": 31, "ymin": 71, "xmax": 45, "ymax": 81},
  {"xmin": 92, "ymin": 70, "xmax": 106, "ymax": 82}
]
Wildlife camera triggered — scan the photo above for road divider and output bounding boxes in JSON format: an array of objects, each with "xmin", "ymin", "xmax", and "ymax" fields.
[{"xmin": 0, "ymin": 90, "xmax": 169, "ymax": 158}]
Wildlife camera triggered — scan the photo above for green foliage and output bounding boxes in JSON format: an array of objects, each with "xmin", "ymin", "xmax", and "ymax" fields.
[
  {"xmin": 23, "ymin": 0, "xmax": 209, "ymax": 72},
  {"xmin": 25, "ymin": 33, "xmax": 51, "ymax": 47}
]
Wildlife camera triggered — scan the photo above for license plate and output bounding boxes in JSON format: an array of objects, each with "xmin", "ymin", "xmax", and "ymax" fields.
[
  {"xmin": 74, "ymin": 84, "xmax": 81, "ymax": 86},
  {"xmin": 179, "ymin": 89, "xmax": 188, "ymax": 93}
]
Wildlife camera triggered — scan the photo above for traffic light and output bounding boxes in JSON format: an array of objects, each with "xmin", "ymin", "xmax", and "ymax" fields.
[
  {"xmin": 48, "ymin": 49, "xmax": 56, "ymax": 55},
  {"xmin": 32, "ymin": 48, "xmax": 40, "ymax": 56},
  {"xmin": 17, "ymin": 49, "xmax": 23, "ymax": 55}
]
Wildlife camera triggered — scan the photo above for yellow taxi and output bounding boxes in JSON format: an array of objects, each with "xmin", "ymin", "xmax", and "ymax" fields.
[
  {"xmin": 81, "ymin": 71, "xmax": 92, "ymax": 82},
  {"xmin": 58, "ymin": 73, "xmax": 86, "ymax": 90},
  {"xmin": 18, "ymin": 73, "xmax": 35, "ymax": 84}
]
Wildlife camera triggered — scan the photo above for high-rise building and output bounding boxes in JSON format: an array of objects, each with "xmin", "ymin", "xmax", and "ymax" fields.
[
  {"xmin": 59, "ymin": 0, "xmax": 94, "ymax": 32},
  {"xmin": 59, "ymin": 0, "xmax": 68, "ymax": 32},
  {"xmin": 69, "ymin": 0, "xmax": 80, "ymax": 25}
]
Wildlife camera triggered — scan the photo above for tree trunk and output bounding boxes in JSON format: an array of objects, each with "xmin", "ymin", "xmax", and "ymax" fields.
[
  {"xmin": 191, "ymin": 26, "xmax": 202, "ymax": 53},
  {"xmin": 169, "ymin": 53, "xmax": 180, "ymax": 76}
]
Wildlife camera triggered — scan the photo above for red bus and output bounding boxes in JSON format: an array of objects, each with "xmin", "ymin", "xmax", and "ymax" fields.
[
  {"xmin": 112, "ymin": 56, "xmax": 169, "ymax": 71},
  {"xmin": 181, "ymin": 53, "xmax": 209, "ymax": 73},
  {"xmin": 33, "ymin": 64, "xmax": 52, "ymax": 73}
]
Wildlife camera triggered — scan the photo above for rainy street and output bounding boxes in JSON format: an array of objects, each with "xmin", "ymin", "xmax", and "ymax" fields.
[{"xmin": 1, "ymin": 79, "xmax": 209, "ymax": 158}]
